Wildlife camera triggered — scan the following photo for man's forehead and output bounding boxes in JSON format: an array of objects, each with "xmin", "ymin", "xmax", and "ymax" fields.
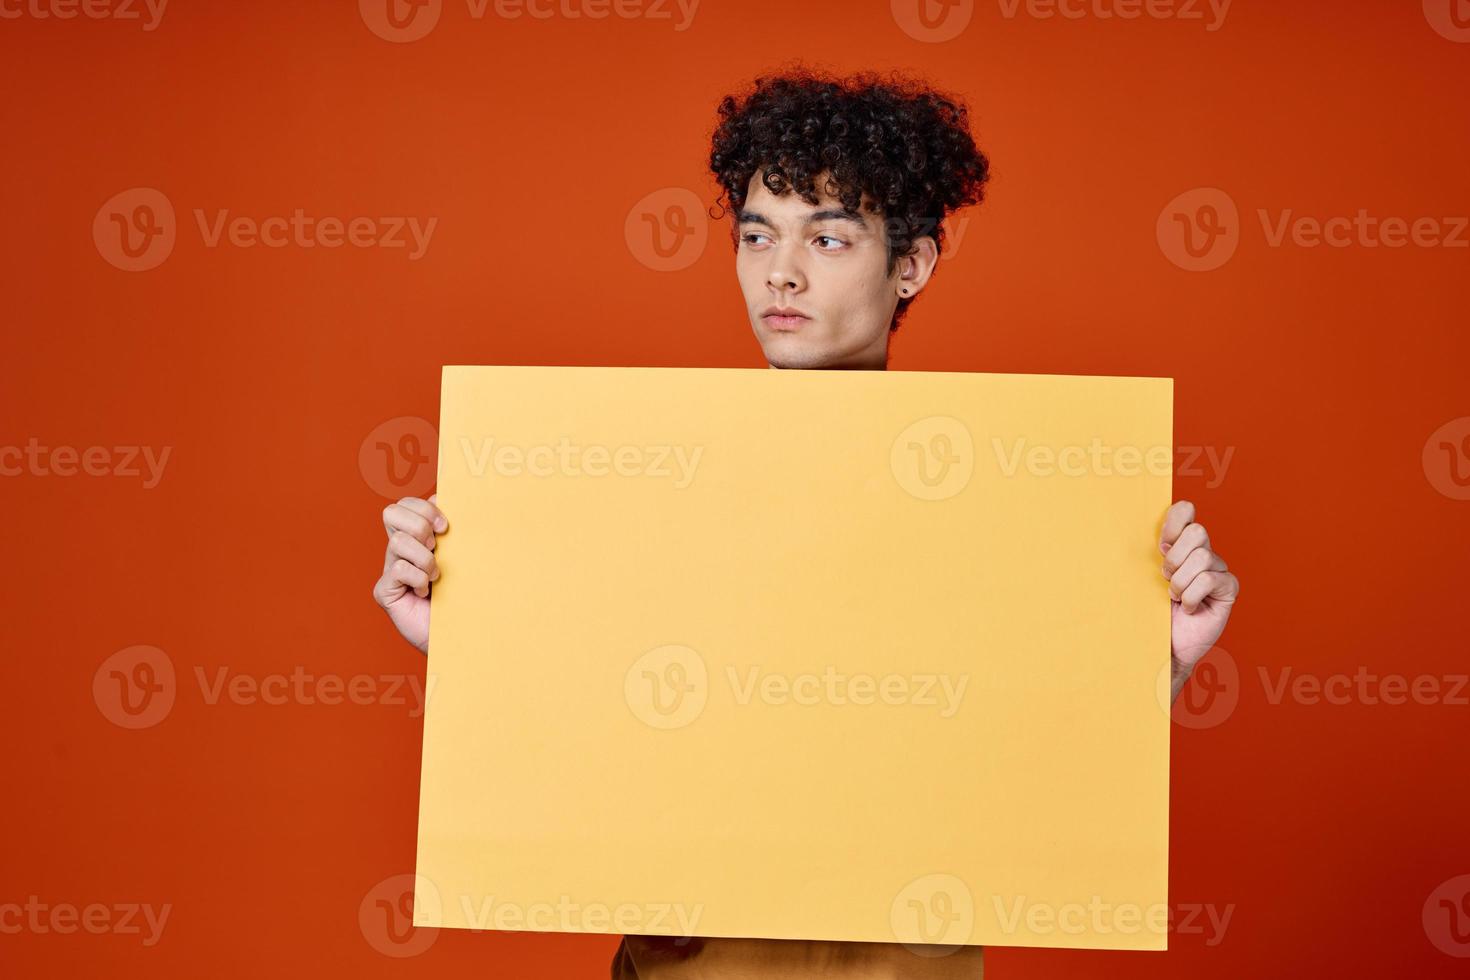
[{"xmin": 740, "ymin": 176, "xmax": 878, "ymax": 226}]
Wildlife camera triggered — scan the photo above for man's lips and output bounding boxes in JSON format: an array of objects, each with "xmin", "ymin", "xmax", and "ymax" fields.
[{"xmin": 762, "ymin": 308, "xmax": 810, "ymax": 331}]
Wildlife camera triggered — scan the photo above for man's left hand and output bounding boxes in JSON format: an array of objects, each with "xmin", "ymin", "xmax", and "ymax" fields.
[{"xmin": 1160, "ymin": 499, "xmax": 1241, "ymax": 703}]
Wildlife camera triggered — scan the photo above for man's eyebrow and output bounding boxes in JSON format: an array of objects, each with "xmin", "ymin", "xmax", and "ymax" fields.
[
  {"xmin": 808, "ymin": 208, "xmax": 869, "ymax": 227},
  {"xmin": 736, "ymin": 207, "xmax": 870, "ymax": 228}
]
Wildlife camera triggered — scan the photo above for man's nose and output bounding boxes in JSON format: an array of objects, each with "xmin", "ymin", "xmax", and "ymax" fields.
[
  {"xmin": 764, "ymin": 239, "xmax": 811, "ymax": 293},
  {"xmin": 766, "ymin": 245, "xmax": 806, "ymax": 292}
]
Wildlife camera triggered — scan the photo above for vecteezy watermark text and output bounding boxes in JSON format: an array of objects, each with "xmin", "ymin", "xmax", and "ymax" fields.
[
  {"xmin": 458, "ymin": 436, "xmax": 703, "ymax": 488},
  {"xmin": 454, "ymin": 894, "xmax": 703, "ymax": 934},
  {"xmin": 991, "ymin": 895, "xmax": 1233, "ymax": 946},
  {"xmin": 624, "ymin": 645, "xmax": 971, "ymax": 730},
  {"xmin": 996, "ymin": 0, "xmax": 1231, "ymax": 31},
  {"xmin": 1, "ymin": 439, "xmax": 171, "ymax": 488},
  {"xmin": 0, "ymin": 898, "xmax": 171, "ymax": 947},
  {"xmin": 891, "ymin": 0, "xmax": 1231, "ymax": 43},
  {"xmin": 1259, "ymin": 667, "xmax": 1469, "ymax": 707},
  {"xmin": 194, "ymin": 666, "xmax": 436, "ymax": 717},
  {"xmin": 1158, "ymin": 187, "xmax": 1470, "ymax": 271},
  {"xmin": 193, "ymin": 209, "xmax": 437, "ymax": 259},
  {"xmin": 0, "ymin": 0, "xmax": 166, "ymax": 29},
  {"xmin": 94, "ymin": 188, "xmax": 438, "ymax": 271},
  {"xmin": 93, "ymin": 646, "xmax": 436, "ymax": 729},
  {"xmin": 993, "ymin": 437, "xmax": 1234, "ymax": 487},
  {"xmin": 359, "ymin": 0, "xmax": 700, "ymax": 42},
  {"xmin": 727, "ymin": 666, "xmax": 968, "ymax": 718}
]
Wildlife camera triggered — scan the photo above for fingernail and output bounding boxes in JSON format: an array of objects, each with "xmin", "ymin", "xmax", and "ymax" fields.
[{"xmin": 434, "ymin": 518, "xmax": 447, "ymax": 532}]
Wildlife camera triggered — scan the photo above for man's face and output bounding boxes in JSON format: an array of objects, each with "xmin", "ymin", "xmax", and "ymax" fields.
[{"xmin": 735, "ymin": 171, "xmax": 911, "ymax": 370}]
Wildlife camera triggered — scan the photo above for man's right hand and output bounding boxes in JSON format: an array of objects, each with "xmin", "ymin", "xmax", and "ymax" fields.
[{"xmin": 373, "ymin": 494, "xmax": 446, "ymax": 654}]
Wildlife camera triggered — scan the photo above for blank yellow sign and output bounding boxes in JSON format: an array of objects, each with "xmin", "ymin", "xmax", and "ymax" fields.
[{"xmin": 415, "ymin": 365, "xmax": 1173, "ymax": 951}]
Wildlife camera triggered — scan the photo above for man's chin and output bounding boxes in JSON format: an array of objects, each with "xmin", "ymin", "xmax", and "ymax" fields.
[
  {"xmin": 756, "ymin": 331, "xmax": 880, "ymax": 370},
  {"xmin": 755, "ymin": 327, "xmax": 832, "ymax": 368},
  {"xmin": 762, "ymin": 345, "xmax": 838, "ymax": 369}
]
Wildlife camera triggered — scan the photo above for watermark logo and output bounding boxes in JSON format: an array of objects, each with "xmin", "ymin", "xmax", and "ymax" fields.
[
  {"xmin": 93, "ymin": 645, "xmax": 176, "ymax": 730},
  {"xmin": 95, "ymin": 652, "xmax": 434, "ymax": 726},
  {"xmin": 891, "ymin": 874, "xmax": 974, "ymax": 952},
  {"xmin": 1423, "ymin": 417, "xmax": 1470, "ymax": 501},
  {"xmin": 94, "ymin": 187, "xmax": 176, "ymax": 272},
  {"xmin": 625, "ymin": 187, "xmax": 708, "ymax": 272},
  {"xmin": 625, "ymin": 645, "xmax": 708, "ymax": 730},
  {"xmin": 1164, "ymin": 646, "xmax": 1239, "ymax": 729},
  {"xmin": 94, "ymin": 189, "xmax": 438, "ymax": 269},
  {"xmin": 891, "ymin": 416, "xmax": 974, "ymax": 501},
  {"xmin": 359, "ymin": 0, "xmax": 443, "ymax": 41},
  {"xmin": 361, "ymin": 873, "xmax": 440, "ymax": 957},
  {"xmin": 1162, "ymin": 189, "xmax": 1469, "ymax": 270},
  {"xmin": 1168, "ymin": 655, "xmax": 1469, "ymax": 718},
  {"xmin": 891, "ymin": 0, "xmax": 974, "ymax": 42},
  {"xmin": 1424, "ymin": 0, "xmax": 1470, "ymax": 42},
  {"xmin": 625, "ymin": 653, "xmax": 967, "ymax": 729},
  {"xmin": 1157, "ymin": 187, "xmax": 1239, "ymax": 272},
  {"xmin": 360, "ymin": 416, "xmax": 438, "ymax": 500},
  {"xmin": 1424, "ymin": 874, "xmax": 1470, "ymax": 957}
]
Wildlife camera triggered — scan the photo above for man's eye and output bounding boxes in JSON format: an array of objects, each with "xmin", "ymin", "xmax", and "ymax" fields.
[
  {"xmin": 814, "ymin": 235, "xmax": 846, "ymax": 250},
  {"xmin": 741, "ymin": 232, "xmax": 770, "ymax": 246}
]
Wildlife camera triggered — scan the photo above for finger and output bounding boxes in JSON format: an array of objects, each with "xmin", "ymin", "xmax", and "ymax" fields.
[
  {"xmin": 385, "ymin": 530, "xmax": 440, "ymax": 582},
  {"xmin": 424, "ymin": 496, "xmax": 449, "ymax": 533},
  {"xmin": 1179, "ymin": 569, "xmax": 1239, "ymax": 614},
  {"xmin": 372, "ymin": 570, "xmax": 406, "ymax": 608},
  {"xmin": 1159, "ymin": 500, "xmax": 1196, "ymax": 555},
  {"xmin": 382, "ymin": 501, "xmax": 438, "ymax": 547},
  {"xmin": 1168, "ymin": 547, "xmax": 1227, "ymax": 599},
  {"xmin": 402, "ymin": 495, "xmax": 447, "ymax": 532},
  {"xmin": 388, "ymin": 557, "xmax": 431, "ymax": 599},
  {"xmin": 1163, "ymin": 522, "xmax": 1210, "ymax": 576}
]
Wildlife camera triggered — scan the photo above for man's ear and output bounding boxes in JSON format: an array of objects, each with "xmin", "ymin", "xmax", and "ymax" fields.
[{"xmin": 895, "ymin": 235, "xmax": 940, "ymax": 299}]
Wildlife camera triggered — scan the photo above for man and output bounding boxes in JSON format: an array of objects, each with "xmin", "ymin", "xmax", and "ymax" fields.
[{"xmin": 373, "ymin": 68, "xmax": 1240, "ymax": 979}]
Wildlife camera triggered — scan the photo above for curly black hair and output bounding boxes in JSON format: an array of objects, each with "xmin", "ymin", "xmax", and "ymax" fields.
[{"xmin": 709, "ymin": 66, "xmax": 991, "ymax": 332}]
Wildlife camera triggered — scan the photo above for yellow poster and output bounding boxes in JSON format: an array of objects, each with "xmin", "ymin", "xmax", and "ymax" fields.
[{"xmin": 415, "ymin": 365, "xmax": 1173, "ymax": 951}]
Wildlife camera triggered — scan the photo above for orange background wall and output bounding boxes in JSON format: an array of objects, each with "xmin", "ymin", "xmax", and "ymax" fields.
[{"xmin": 4, "ymin": 1, "xmax": 1468, "ymax": 976}]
